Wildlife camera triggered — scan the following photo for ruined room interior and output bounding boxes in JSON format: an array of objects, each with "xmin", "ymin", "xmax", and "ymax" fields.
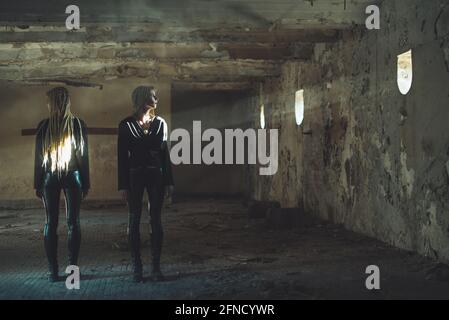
[{"xmin": 0, "ymin": 0, "xmax": 449, "ymax": 300}]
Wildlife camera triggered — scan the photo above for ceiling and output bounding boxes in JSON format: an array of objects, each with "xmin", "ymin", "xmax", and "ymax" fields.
[
  {"xmin": 0, "ymin": 0, "xmax": 379, "ymax": 88},
  {"xmin": 0, "ymin": 0, "xmax": 378, "ymax": 27}
]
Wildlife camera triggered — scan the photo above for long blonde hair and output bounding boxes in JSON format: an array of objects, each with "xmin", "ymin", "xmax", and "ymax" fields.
[{"xmin": 42, "ymin": 87, "xmax": 84, "ymax": 173}]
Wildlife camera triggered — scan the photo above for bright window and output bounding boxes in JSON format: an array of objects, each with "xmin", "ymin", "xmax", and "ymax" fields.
[
  {"xmin": 295, "ymin": 90, "xmax": 304, "ymax": 126},
  {"xmin": 260, "ymin": 104, "xmax": 265, "ymax": 129},
  {"xmin": 397, "ymin": 50, "xmax": 413, "ymax": 95}
]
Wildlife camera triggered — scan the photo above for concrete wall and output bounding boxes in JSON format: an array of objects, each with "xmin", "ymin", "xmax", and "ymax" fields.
[
  {"xmin": 250, "ymin": 0, "xmax": 449, "ymax": 262},
  {"xmin": 0, "ymin": 78, "xmax": 171, "ymax": 202},
  {"xmin": 172, "ymin": 89, "xmax": 252, "ymax": 196}
]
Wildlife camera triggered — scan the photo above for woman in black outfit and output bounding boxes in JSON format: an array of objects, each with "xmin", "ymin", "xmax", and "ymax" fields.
[
  {"xmin": 118, "ymin": 86, "xmax": 174, "ymax": 283},
  {"xmin": 34, "ymin": 87, "xmax": 90, "ymax": 282}
]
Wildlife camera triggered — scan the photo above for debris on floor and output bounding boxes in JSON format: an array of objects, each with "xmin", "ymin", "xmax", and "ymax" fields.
[{"xmin": 0, "ymin": 198, "xmax": 449, "ymax": 299}]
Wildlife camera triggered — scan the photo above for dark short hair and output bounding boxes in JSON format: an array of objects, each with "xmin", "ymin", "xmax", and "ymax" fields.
[{"xmin": 131, "ymin": 86, "xmax": 156, "ymax": 110}]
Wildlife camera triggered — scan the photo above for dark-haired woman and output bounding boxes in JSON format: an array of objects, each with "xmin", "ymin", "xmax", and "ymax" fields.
[
  {"xmin": 118, "ymin": 86, "xmax": 174, "ymax": 283},
  {"xmin": 34, "ymin": 87, "xmax": 90, "ymax": 282}
]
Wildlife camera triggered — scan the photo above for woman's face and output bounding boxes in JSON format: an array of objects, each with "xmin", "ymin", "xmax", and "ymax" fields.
[{"xmin": 145, "ymin": 90, "xmax": 158, "ymax": 110}]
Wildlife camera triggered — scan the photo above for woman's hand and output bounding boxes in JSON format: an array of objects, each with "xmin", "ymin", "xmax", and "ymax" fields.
[
  {"xmin": 119, "ymin": 189, "xmax": 129, "ymax": 203},
  {"xmin": 165, "ymin": 185, "xmax": 174, "ymax": 198},
  {"xmin": 35, "ymin": 189, "xmax": 43, "ymax": 199}
]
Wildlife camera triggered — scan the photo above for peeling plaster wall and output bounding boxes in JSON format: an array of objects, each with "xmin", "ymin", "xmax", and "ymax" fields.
[
  {"xmin": 250, "ymin": 0, "xmax": 449, "ymax": 262},
  {"xmin": 172, "ymin": 89, "xmax": 252, "ymax": 196},
  {"xmin": 0, "ymin": 78, "xmax": 171, "ymax": 201}
]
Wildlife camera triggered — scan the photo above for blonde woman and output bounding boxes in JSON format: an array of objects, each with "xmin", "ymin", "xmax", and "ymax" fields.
[{"xmin": 34, "ymin": 87, "xmax": 90, "ymax": 282}]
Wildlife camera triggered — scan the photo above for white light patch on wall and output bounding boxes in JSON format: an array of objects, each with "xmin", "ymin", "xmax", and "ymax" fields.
[
  {"xmin": 260, "ymin": 105, "xmax": 265, "ymax": 129},
  {"xmin": 295, "ymin": 89, "xmax": 304, "ymax": 126},
  {"xmin": 397, "ymin": 50, "xmax": 413, "ymax": 95}
]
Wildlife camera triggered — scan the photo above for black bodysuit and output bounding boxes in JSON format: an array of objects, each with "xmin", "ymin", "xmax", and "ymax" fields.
[
  {"xmin": 34, "ymin": 117, "xmax": 89, "ymax": 276},
  {"xmin": 34, "ymin": 118, "xmax": 90, "ymax": 191},
  {"xmin": 117, "ymin": 116, "xmax": 173, "ymax": 189},
  {"xmin": 117, "ymin": 115, "xmax": 174, "ymax": 276}
]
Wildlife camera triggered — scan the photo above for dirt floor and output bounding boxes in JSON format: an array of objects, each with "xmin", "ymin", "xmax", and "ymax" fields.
[{"xmin": 0, "ymin": 197, "xmax": 448, "ymax": 300}]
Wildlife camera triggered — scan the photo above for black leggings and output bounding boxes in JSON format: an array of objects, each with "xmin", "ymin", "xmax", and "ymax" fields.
[
  {"xmin": 42, "ymin": 170, "xmax": 83, "ymax": 270},
  {"xmin": 128, "ymin": 167, "xmax": 165, "ymax": 271}
]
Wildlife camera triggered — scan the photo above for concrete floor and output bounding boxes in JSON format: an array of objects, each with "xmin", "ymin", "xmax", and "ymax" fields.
[{"xmin": 0, "ymin": 198, "xmax": 448, "ymax": 300}]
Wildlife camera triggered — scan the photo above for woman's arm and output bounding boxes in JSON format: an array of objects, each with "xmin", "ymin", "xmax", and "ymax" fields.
[
  {"xmin": 34, "ymin": 120, "xmax": 46, "ymax": 194},
  {"xmin": 78, "ymin": 119, "xmax": 90, "ymax": 192},
  {"xmin": 160, "ymin": 119, "xmax": 174, "ymax": 186},
  {"xmin": 162, "ymin": 140, "xmax": 174, "ymax": 186},
  {"xmin": 117, "ymin": 121, "xmax": 131, "ymax": 191}
]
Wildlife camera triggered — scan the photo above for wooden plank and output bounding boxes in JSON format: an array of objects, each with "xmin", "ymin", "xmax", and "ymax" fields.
[
  {"xmin": 0, "ymin": 59, "xmax": 282, "ymax": 82},
  {"xmin": 172, "ymin": 81, "xmax": 254, "ymax": 91},
  {"xmin": 0, "ymin": 41, "xmax": 315, "ymax": 61},
  {"xmin": 0, "ymin": 27, "xmax": 343, "ymax": 43},
  {"xmin": 21, "ymin": 127, "xmax": 118, "ymax": 136}
]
